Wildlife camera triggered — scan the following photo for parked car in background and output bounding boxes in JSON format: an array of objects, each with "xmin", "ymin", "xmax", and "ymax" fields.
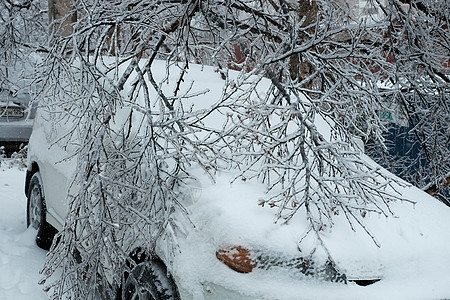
[
  {"xmin": 0, "ymin": 88, "xmax": 36, "ymax": 154},
  {"xmin": 0, "ymin": 57, "xmax": 40, "ymax": 155}
]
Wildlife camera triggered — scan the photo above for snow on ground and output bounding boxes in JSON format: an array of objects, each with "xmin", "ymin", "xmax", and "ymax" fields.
[{"xmin": 0, "ymin": 160, "xmax": 47, "ymax": 300}]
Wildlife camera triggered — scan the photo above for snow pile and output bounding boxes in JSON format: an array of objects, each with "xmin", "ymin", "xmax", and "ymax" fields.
[{"xmin": 0, "ymin": 161, "xmax": 47, "ymax": 300}]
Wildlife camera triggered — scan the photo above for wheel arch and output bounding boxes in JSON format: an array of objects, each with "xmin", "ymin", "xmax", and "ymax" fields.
[
  {"xmin": 27, "ymin": 166, "xmax": 58, "ymax": 250},
  {"xmin": 25, "ymin": 162, "xmax": 40, "ymax": 197},
  {"xmin": 124, "ymin": 247, "xmax": 180, "ymax": 300},
  {"xmin": 128, "ymin": 247, "xmax": 165, "ymax": 267}
]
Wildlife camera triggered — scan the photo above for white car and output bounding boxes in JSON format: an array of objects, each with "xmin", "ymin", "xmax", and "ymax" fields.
[{"xmin": 25, "ymin": 60, "xmax": 450, "ymax": 299}]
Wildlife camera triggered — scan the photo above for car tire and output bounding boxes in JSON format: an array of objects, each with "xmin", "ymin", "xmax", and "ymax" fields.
[
  {"xmin": 27, "ymin": 172, "xmax": 57, "ymax": 250},
  {"xmin": 122, "ymin": 260, "xmax": 180, "ymax": 300}
]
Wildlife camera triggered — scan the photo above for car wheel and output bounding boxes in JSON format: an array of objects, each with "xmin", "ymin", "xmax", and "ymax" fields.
[
  {"xmin": 27, "ymin": 172, "xmax": 57, "ymax": 250},
  {"xmin": 123, "ymin": 260, "xmax": 180, "ymax": 300}
]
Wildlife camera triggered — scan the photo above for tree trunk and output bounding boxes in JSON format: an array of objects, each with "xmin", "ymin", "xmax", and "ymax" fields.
[
  {"xmin": 48, "ymin": 0, "xmax": 76, "ymax": 37},
  {"xmin": 289, "ymin": 0, "xmax": 318, "ymax": 88}
]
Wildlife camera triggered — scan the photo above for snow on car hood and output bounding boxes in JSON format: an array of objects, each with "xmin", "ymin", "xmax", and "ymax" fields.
[{"xmin": 167, "ymin": 161, "xmax": 450, "ymax": 299}]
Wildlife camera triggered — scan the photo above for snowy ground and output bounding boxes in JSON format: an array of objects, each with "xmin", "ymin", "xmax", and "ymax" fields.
[{"xmin": 0, "ymin": 161, "xmax": 48, "ymax": 300}]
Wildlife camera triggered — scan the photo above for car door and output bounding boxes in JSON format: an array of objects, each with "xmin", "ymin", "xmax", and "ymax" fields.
[{"xmin": 28, "ymin": 106, "xmax": 78, "ymax": 230}]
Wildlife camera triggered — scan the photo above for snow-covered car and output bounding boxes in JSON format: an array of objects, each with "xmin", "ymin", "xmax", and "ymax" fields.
[{"xmin": 25, "ymin": 60, "xmax": 450, "ymax": 299}]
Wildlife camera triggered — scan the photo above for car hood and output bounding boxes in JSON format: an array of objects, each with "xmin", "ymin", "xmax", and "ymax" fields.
[{"xmin": 162, "ymin": 163, "xmax": 450, "ymax": 298}]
